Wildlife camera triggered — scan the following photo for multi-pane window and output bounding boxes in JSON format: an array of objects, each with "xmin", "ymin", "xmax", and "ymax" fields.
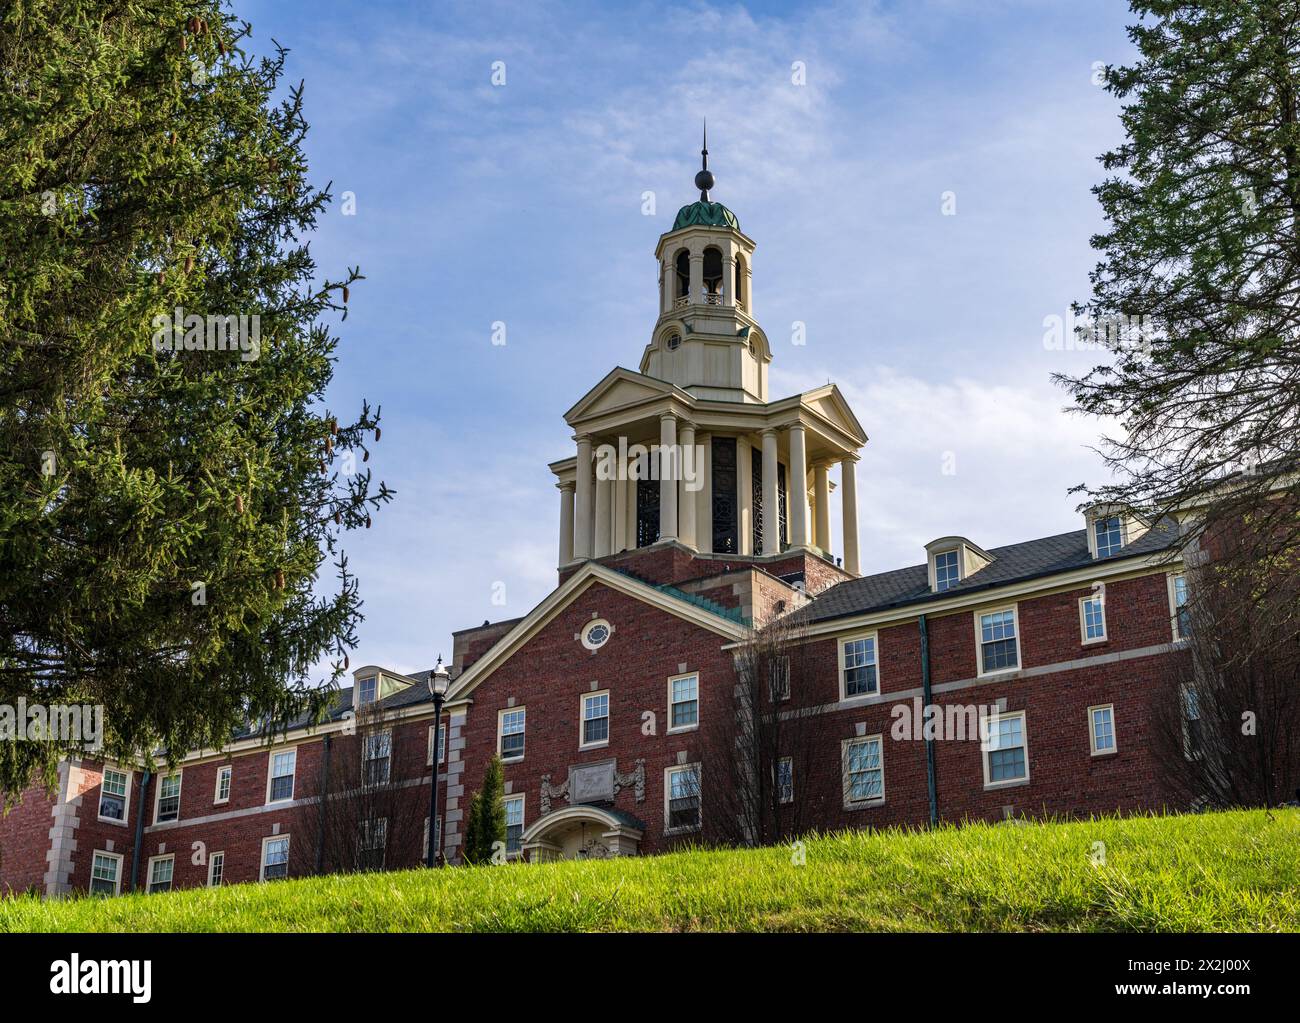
[
  {"xmin": 844, "ymin": 737, "xmax": 884, "ymax": 804},
  {"xmin": 359, "ymin": 817, "xmax": 388, "ymax": 869},
  {"xmin": 1172, "ymin": 574, "xmax": 1191, "ymax": 638},
  {"xmin": 1081, "ymin": 595, "xmax": 1106, "ymax": 642},
  {"xmin": 841, "ymin": 635, "xmax": 878, "ymax": 697},
  {"xmin": 666, "ymin": 765, "xmax": 701, "ymax": 832},
  {"xmin": 1182, "ymin": 685, "xmax": 1202, "ymax": 758},
  {"xmin": 262, "ymin": 836, "xmax": 290, "ymax": 880},
  {"xmin": 424, "ymin": 817, "xmax": 443, "ymax": 862},
  {"xmin": 208, "ymin": 851, "xmax": 225, "ymax": 887},
  {"xmin": 777, "ymin": 757, "xmax": 794, "ymax": 804},
  {"xmin": 99, "ymin": 768, "xmax": 128, "ymax": 822},
  {"xmin": 769, "ymin": 657, "xmax": 791, "ymax": 702},
  {"xmin": 582, "ymin": 692, "xmax": 609, "ymax": 746},
  {"xmin": 978, "ymin": 609, "xmax": 1020, "ymax": 673},
  {"xmin": 1089, "ymin": 705, "xmax": 1116, "ymax": 755},
  {"xmin": 155, "ymin": 774, "xmax": 181, "ymax": 822},
  {"xmin": 984, "ymin": 713, "xmax": 1028, "ymax": 785},
  {"xmin": 357, "ymin": 675, "xmax": 378, "ymax": 706},
  {"xmin": 148, "ymin": 856, "xmax": 174, "ymax": 894},
  {"xmin": 504, "ymin": 796, "xmax": 524, "ymax": 855},
  {"xmin": 269, "ymin": 750, "xmax": 296, "ymax": 802},
  {"xmin": 363, "ymin": 731, "xmax": 392, "ymax": 786},
  {"xmin": 934, "ymin": 549, "xmax": 960, "ymax": 591},
  {"xmin": 1094, "ymin": 516, "xmax": 1124, "ymax": 558},
  {"xmin": 669, "ymin": 675, "xmax": 699, "ymax": 731},
  {"xmin": 428, "ymin": 723, "xmax": 446, "ymax": 766},
  {"xmin": 499, "ymin": 708, "xmax": 526, "ymax": 760},
  {"xmin": 90, "ymin": 852, "xmax": 121, "ymax": 896},
  {"xmin": 215, "ymin": 765, "xmax": 232, "ymax": 803}
]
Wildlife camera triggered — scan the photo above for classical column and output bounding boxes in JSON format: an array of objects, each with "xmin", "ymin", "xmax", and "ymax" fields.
[
  {"xmin": 594, "ymin": 471, "xmax": 612, "ymax": 558},
  {"xmin": 678, "ymin": 423, "xmax": 698, "ymax": 550},
  {"xmin": 738, "ymin": 438, "xmax": 753, "ymax": 555},
  {"xmin": 689, "ymin": 251, "xmax": 703, "ymax": 305},
  {"xmin": 787, "ymin": 423, "xmax": 810, "ymax": 549},
  {"xmin": 658, "ymin": 413, "xmax": 678, "ymax": 542},
  {"xmin": 761, "ymin": 429, "xmax": 779, "ymax": 555},
  {"xmin": 697, "ymin": 432, "xmax": 712, "ymax": 553},
  {"xmin": 573, "ymin": 435, "xmax": 594, "ymax": 560},
  {"xmin": 841, "ymin": 455, "xmax": 860, "ymax": 575},
  {"xmin": 557, "ymin": 481, "xmax": 575, "ymax": 567},
  {"xmin": 814, "ymin": 462, "xmax": 831, "ymax": 553},
  {"xmin": 613, "ymin": 468, "xmax": 628, "ymax": 553}
]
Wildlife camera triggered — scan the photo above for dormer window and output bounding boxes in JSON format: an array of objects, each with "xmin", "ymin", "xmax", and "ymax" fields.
[
  {"xmin": 1094, "ymin": 516, "xmax": 1123, "ymax": 558},
  {"xmin": 934, "ymin": 549, "xmax": 960, "ymax": 591},
  {"xmin": 925, "ymin": 537, "xmax": 993, "ymax": 594},
  {"xmin": 357, "ymin": 675, "xmax": 378, "ymax": 707},
  {"xmin": 1084, "ymin": 503, "xmax": 1150, "ymax": 560}
]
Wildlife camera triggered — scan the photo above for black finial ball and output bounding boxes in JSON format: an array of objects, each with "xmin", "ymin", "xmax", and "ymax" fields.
[{"xmin": 695, "ymin": 169, "xmax": 715, "ymax": 193}]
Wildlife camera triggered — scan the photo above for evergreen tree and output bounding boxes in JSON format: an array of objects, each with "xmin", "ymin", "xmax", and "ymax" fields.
[
  {"xmin": 0, "ymin": 3, "xmax": 392, "ymax": 793},
  {"xmin": 461, "ymin": 756, "xmax": 506, "ymax": 864}
]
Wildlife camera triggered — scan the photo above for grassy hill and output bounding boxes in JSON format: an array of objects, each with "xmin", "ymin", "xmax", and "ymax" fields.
[{"xmin": 3, "ymin": 809, "xmax": 1297, "ymax": 932}]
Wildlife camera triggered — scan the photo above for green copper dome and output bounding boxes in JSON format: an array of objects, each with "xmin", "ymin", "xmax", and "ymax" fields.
[{"xmin": 672, "ymin": 200, "xmax": 740, "ymax": 232}]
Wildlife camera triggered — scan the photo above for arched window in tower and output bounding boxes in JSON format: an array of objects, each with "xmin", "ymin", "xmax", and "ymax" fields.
[
  {"xmin": 702, "ymin": 247, "xmax": 723, "ymax": 304},
  {"xmin": 735, "ymin": 254, "xmax": 747, "ymax": 311},
  {"xmin": 675, "ymin": 250, "xmax": 690, "ymax": 302}
]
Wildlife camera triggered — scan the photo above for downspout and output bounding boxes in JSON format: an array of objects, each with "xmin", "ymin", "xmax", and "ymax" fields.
[
  {"xmin": 315, "ymin": 734, "xmax": 332, "ymax": 874},
  {"xmin": 919, "ymin": 615, "xmax": 938, "ymax": 828},
  {"xmin": 128, "ymin": 769, "xmax": 150, "ymax": 893}
]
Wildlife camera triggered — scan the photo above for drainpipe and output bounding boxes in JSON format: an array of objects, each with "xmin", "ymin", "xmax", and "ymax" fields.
[
  {"xmin": 315, "ymin": 734, "xmax": 332, "ymax": 874},
  {"xmin": 128, "ymin": 769, "xmax": 150, "ymax": 893},
  {"xmin": 919, "ymin": 615, "xmax": 938, "ymax": 828}
]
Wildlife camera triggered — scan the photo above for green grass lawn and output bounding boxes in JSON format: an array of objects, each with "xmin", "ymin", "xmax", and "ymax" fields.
[{"xmin": 3, "ymin": 809, "xmax": 1297, "ymax": 932}]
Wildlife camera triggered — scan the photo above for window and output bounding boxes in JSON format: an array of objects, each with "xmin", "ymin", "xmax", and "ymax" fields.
[
  {"xmin": 582, "ymin": 619, "xmax": 612, "ymax": 650},
  {"xmin": 267, "ymin": 749, "xmax": 296, "ymax": 803},
  {"xmin": 424, "ymin": 816, "xmax": 442, "ymax": 862},
  {"xmin": 1079, "ymin": 594, "xmax": 1107, "ymax": 643},
  {"xmin": 214, "ymin": 765, "xmax": 232, "ymax": 804},
  {"xmin": 359, "ymin": 817, "xmax": 388, "ymax": 869},
  {"xmin": 428, "ymin": 723, "xmax": 446, "ymax": 766},
  {"xmin": 1170, "ymin": 573, "xmax": 1191, "ymax": 639},
  {"xmin": 776, "ymin": 757, "xmax": 793, "ymax": 804},
  {"xmin": 363, "ymin": 731, "xmax": 392, "ymax": 786},
  {"xmin": 839, "ymin": 634, "xmax": 878, "ymax": 699},
  {"xmin": 934, "ymin": 549, "xmax": 960, "ymax": 591},
  {"xmin": 498, "ymin": 707, "xmax": 526, "ymax": 761},
  {"xmin": 581, "ymin": 691, "xmax": 610, "ymax": 747},
  {"xmin": 504, "ymin": 795, "xmax": 524, "ymax": 855},
  {"xmin": 147, "ymin": 855, "xmax": 174, "ymax": 894},
  {"xmin": 769, "ymin": 657, "xmax": 791, "ymax": 702},
  {"xmin": 98, "ymin": 768, "xmax": 129, "ymax": 823},
  {"xmin": 668, "ymin": 674, "xmax": 699, "ymax": 732},
  {"xmin": 843, "ymin": 736, "xmax": 884, "ymax": 806},
  {"xmin": 155, "ymin": 773, "xmax": 181, "ymax": 823},
  {"xmin": 208, "ymin": 851, "xmax": 225, "ymax": 887},
  {"xmin": 1182, "ymin": 685, "xmax": 1202, "ymax": 759},
  {"xmin": 1094, "ymin": 516, "xmax": 1124, "ymax": 558},
  {"xmin": 983, "ymin": 712, "xmax": 1029, "ymax": 787},
  {"xmin": 90, "ymin": 852, "xmax": 122, "ymax": 896},
  {"xmin": 665, "ymin": 765, "xmax": 701, "ymax": 832},
  {"xmin": 357, "ymin": 675, "xmax": 378, "ymax": 707},
  {"xmin": 666, "ymin": 332, "xmax": 681, "ymax": 351},
  {"xmin": 1089, "ymin": 704, "xmax": 1116, "ymax": 756},
  {"xmin": 977, "ymin": 608, "xmax": 1020, "ymax": 675},
  {"xmin": 261, "ymin": 836, "xmax": 290, "ymax": 881}
]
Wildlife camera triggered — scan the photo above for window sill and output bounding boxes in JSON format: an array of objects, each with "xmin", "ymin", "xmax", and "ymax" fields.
[
  {"xmin": 664, "ymin": 826, "xmax": 701, "ymax": 837},
  {"xmin": 666, "ymin": 724, "xmax": 698, "ymax": 736},
  {"xmin": 977, "ymin": 666, "xmax": 1021, "ymax": 681},
  {"xmin": 578, "ymin": 741, "xmax": 610, "ymax": 752},
  {"xmin": 843, "ymin": 798, "xmax": 885, "ymax": 812},
  {"xmin": 1081, "ymin": 637, "xmax": 1108, "ymax": 647},
  {"xmin": 1090, "ymin": 748, "xmax": 1118, "ymax": 758},
  {"xmin": 983, "ymin": 778, "xmax": 1030, "ymax": 791},
  {"xmin": 97, "ymin": 815, "xmax": 128, "ymax": 827},
  {"xmin": 500, "ymin": 755, "xmax": 524, "ymax": 765}
]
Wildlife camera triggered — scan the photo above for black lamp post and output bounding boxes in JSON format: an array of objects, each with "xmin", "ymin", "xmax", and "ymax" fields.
[{"xmin": 426, "ymin": 655, "xmax": 450, "ymax": 868}]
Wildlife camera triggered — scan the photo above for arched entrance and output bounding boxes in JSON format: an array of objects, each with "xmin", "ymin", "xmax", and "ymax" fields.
[{"xmin": 519, "ymin": 805, "xmax": 644, "ymax": 863}]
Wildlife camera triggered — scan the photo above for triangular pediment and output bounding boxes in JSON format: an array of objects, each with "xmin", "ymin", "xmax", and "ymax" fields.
[
  {"xmin": 801, "ymin": 384, "xmax": 868, "ymax": 445},
  {"xmin": 564, "ymin": 368, "xmax": 690, "ymax": 426}
]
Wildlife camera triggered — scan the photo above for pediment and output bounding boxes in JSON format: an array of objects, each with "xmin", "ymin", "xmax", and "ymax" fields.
[{"xmin": 564, "ymin": 368, "xmax": 685, "ymax": 425}]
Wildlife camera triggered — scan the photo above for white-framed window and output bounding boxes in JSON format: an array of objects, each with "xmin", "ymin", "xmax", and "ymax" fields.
[
  {"xmin": 1094, "ymin": 516, "xmax": 1124, "ymax": 558},
  {"xmin": 147, "ymin": 854, "xmax": 174, "ymax": 894},
  {"xmin": 842, "ymin": 735, "xmax": 884, "ymax": 807},
  {"xmin": 504, "ymin": 794, "xmax": 524, "ymax": 855},
  {"xmin": 266, "ymin": 749, "xmax": 296, "ymax": 803},
  {"xmin": 362, "ymin": 730, "xmax": 392, "ymax": 786},
  {"xmin": 580, "ymin": 690, "xmax": 610, "ymax": 748},
  {"xmin": 357, "ymin": 675, "xmax": 378, "ymax": 707},
  {"xmin": 359, "ymin": 817, "xmax": 388, "ymax": 869},
  {"xmin": 983, "ymin": 711, "xmax": 1029, "ymax": 787},
  {"xmin": 90, "ymin": 851, "xmax": 123, "ymax": 896},
  {"xmin": 664, "ymin": 764, "xmax": 701, "ymax": 833},
  {"xmin": 208, "ymin": 851, "xmax": 225, "ymax": 887},
  {"xmin": 776, "ymin": 757, "xmax": 793, "ymax": 804},
  {"xmin": 976, "ymin": 606, "xmax": 1020, "ymax": 675},
  {"xmin": 839, "ymin": 633, "xmax": 879, "ymax": 699},
  {"xmin": 934, "ymin": 549, "xmax": 960, "ymax": 591},
  {"xmin": 769, "ymin": 657, "xmax": 791, "ymax": 702},
  {"xmin": 1182, "ymin": 684, "xmax": 1202, "ymax": 759},
  {"xmin": 668, "ymin": 673, "xmax": 699, "ymax": 732},
  {"xmin": 427, "ymin": 722, "xmax": 446, "ymax": 766},
  {"xmin": 423, "ymin": 816, "xmax": 442, "ymax": 862},
  {"xmin": 98, "ymin": 767, "xmax": 130, "ymax": 824},
  {"xmin": 154, "ymin": 772, "xmax": 181, "ymax": 823},
  {"xmin": 1169, "ymin": 573, "xmax": 1191, "ymax": 640},
  {"xmin": 214, "ymin": 765, "xmax": 232, "ymax": 804},
  {"xmin": 1079, "ymin": 593, "xmax": 1107, "ymax": 643},
  {"xmin": 498, "ymin": 707, "xmax": 526, "ymax": 761},
  {"xmin": 581, "ymin": 618, "xmax": 612, "ymax": 651},
  {"xmin": 1089, "ymin": 704, "xmax": 1116, "ymax": 756},
  {"xmin": 261, "ymin": 835, "xmax": 290, "ymax": 881}
]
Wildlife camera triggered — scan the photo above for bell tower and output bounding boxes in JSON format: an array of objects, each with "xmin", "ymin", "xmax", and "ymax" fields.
[{"xmin": 641, "ymin": 125, "xmax": 771, "ymax": 404}]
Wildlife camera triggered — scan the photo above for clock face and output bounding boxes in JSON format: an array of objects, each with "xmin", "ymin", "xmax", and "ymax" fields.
[{"xmin": 582, "ymin": 621, "xmax": 611, "ymax": 649}]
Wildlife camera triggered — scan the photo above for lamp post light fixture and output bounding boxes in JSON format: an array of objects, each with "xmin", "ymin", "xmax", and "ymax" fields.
[{"xmin": 426, "ymin": 655, "xmax": 451, "ymax": 868}]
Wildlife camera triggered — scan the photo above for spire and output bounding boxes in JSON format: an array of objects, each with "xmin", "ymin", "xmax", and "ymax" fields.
[{"xmin": 694, "ymin": 119, "xmax": 715, "ymax": 201}]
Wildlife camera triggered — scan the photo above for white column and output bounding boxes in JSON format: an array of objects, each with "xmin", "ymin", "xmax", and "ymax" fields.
[
  {"xmin": 697, "ymin": 433, "xmax": 712, "ymax": 553},
  {"xmin": 761, "ymin": 429, "xmax": 779, "ymax": 555},
  {"xmin": 841, "ymin": 455, "xmax": 860, "ymax": 575},
  {"xmin": 738, "ymin": 438, "xmax": 753, "ymax": 555},
  {"xmin": 679, "ymin": 423, "xmax": 698, "ymax": 550},
  {"xmin": 613, "ymin": 468, "xmax": 628, "ymax": 553},
  {"xmin": 689, "ymin": 251, "xmax": 703, "ymax": 305},
  {"xmin": 787, "ymin": 423, "xmax": 809, "ymax": 549},
  {"xmin": 573, "ymin": 435, "xmax": 594, "ymax": 560},
  {"xmin": 557, "ymin": 481, "xmax": 575, "ymax": 567},
  {"xmin": 594, "ymin": 472, "xmax": 612, "ymax": 558},
  {"xmin": 814, "ymin": 462, "xmax": 831, "ymax": 553},
  {"xmin": 658, "ymin": 413, "xmax": 678, "ymax": 542}
]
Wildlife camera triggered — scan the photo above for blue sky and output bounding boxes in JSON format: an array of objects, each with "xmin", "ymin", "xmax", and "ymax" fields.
[{"xmin": 237, "ymin": 0, "xmax": 1139, "ymax": 678}]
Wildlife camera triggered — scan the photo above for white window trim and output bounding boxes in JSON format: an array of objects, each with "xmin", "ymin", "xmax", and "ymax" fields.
[
  {"xmin": 1078, "ymin": 593, "xmax": 1107, "ymax": 645},
  {"xmin": 581, "ymin": 618, "xmax": 614, "ymax": 651},
  {"xmin": 497, "ymin": 706, "xmax": 526, "ymax": 762},
  {"xmin": 1088, "ymin": 703, "xmax": 1117, "ymax": 757},
  {"xmin": 777, "ymin": 756, "xmax": 794, "ymax": 804},
  {"xmin": 427, "ymin": 721, "xmax": 447, "ymax": 767},
  {"xmin": 265, "ymin": 747, "xmax": 297, "ymax": 805},
  {"xmin": 932, "ymin": 547, "xmax": 961, "ymax": 592},
  {"xmin": 841, "ymin": 734, "xmax": 885, "ymax": 809},
  {"xmin": 90, "ymin": 850, "xmax": 124, "ymax": 896},
  {"xmin": 146, "ymin": 853, "xmax": 175, "ymax": 893},
  {"xmin": 974, "ymin": 604, "xmax": 1022, "ymax": 678},
  {"xmin": 356, "ymin": 674, "xmax": 379, "ymax": 708},
  {"xmin": 153, "ymin": 770, "xmax": 182, "ymax": 824},
  {"xmin": 982, "ymin": 710, "xmax": 1030, "ymax": 789},
  {"xmin": 97, "ymin": 766, "xmax": 132, "ymax": 826},
  {"xmin": 214, "ymin": 764, "xmax": 232, "ymax": 805},
  {"xmin": 361, "ymin": 729, "xmax": 393, "ymax": 785},
  {"xmin": 837, "ymin": 631, "xmax": 880, "ymax": 702},
  {"xmin": 260, "ymin": 835, "xmax": 291, "ymax": 881},
  {"xmin": 503, "ymin": 793, "xmax": 525, "ymax": 858},
  {"xmin": 666, "ymin": 672, "xmax": 699, "ymax": 734},
  {"xmin": 208, "ymin": 850, "xmax": 225, "ymax": 887},
  {"xmin": 1167, "ymin": 572, "xmax": 1189, "ymax": 642},
  {"xmin": 579, "ymin": 689, "xmax": 611, "ymax": 750},
  {"xmin": 663, "ymin": 763, "xmax": 702, "ymax": 835},
  {"xmin": 423, "ymin": 816, "xmax": 443, "ymax": 862}
]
